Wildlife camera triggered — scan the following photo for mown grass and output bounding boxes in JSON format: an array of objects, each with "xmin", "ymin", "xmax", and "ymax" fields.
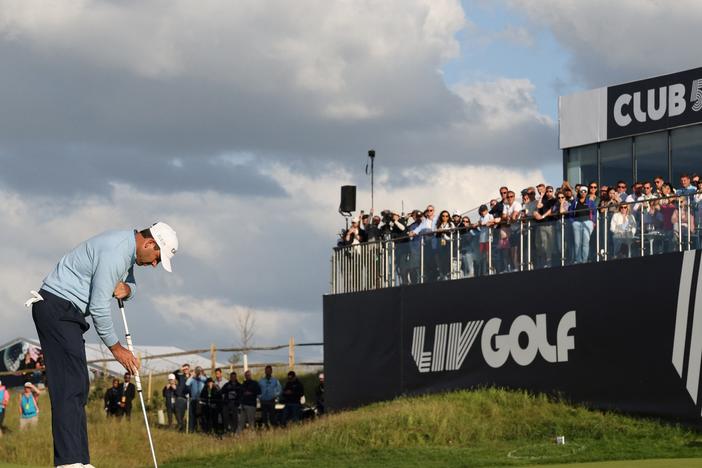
[{"xmin": 1, "ymin": 386, "xmax": 701, "ymax": 467}]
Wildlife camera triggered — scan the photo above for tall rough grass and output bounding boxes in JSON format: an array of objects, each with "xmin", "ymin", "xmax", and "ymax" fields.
[{"xmin": 1, "ymin": 386, "xmax": 701, "ymax": 467}]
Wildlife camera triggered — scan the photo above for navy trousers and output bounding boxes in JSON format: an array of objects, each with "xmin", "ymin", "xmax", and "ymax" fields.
[{"xmin": 32, "ymin": 289, "xmax": 91, "ymax": 466}]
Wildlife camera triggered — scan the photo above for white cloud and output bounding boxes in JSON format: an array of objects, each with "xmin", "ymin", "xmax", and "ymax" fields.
[
  {"xmin": 452, "ymin": 78, "xmax": 553, "ymax": 130},
  {"xmin": 150, "ymin": 294, "xmax": 315, "ymax": 346}
]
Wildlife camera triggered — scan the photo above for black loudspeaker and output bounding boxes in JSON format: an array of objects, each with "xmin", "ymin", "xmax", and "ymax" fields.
[{"xmin": 339, "ymin": 185, "xmax": 356, "ymax": 213}]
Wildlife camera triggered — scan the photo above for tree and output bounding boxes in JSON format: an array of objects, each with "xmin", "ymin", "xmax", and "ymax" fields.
[{"xmin": 229, "ymin": 308, "xmax": 256, "ymax": 364}]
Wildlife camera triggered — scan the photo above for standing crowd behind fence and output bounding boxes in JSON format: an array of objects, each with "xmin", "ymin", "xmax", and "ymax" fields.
[
  {"xmin": 156, "ymin": 364, "xmax": 324, "ymax": 435},
  {"xmin": 331, "ymin": 174, "xmax": 702, "ymax": 293}
]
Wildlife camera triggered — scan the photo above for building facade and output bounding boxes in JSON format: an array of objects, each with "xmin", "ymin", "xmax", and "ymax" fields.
[{"xmin": 560, "ymin": 66, "xmax": 702, "ymax": 186}]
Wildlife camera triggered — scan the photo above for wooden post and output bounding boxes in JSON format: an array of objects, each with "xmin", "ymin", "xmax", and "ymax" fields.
[
  {"xmin": 147, "ymin": 372, "xmax": 152, "ymax": 403},
  {"xmin": 288, "ymin": 336, "xmax": 295, "ymax": 371},
  {"xmin": 210, "ymin": 343, "xmax": 216, "ymax": 375}
]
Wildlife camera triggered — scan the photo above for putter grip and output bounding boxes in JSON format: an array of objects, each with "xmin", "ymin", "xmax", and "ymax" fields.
[{"xmin": 117, "ymin": 298, "xmax": 124, "ymax": 308}]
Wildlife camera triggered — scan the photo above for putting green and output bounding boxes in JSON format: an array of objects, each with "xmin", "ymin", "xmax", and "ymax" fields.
[{"xmin": 538, "ymin": 458, "xmax": 702, "ymax": 467}]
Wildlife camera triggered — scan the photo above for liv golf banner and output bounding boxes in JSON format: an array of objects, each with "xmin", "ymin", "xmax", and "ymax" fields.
[{"xmin": 323, "ymin": 250, "xmax": 702, "ymax": 420}]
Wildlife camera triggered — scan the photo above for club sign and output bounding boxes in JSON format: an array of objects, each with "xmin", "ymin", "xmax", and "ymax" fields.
[{"xmin": 607, "ymin": 66, "xmax": 702, "ymax": 139}]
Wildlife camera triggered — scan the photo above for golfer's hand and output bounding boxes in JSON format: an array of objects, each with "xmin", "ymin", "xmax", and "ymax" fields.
[
  {"xmin": 113, "ymin": 282, "xmax": 131, "ymax": 300},
  {"xmin": 109, "ymin": 342, "xmax": 139, "ymax": 374}
]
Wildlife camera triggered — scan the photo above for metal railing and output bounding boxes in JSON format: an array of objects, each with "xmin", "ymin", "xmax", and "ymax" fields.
[{"xmin": 329, "ymin": 191, "xmax": 702, "ymax": 294}]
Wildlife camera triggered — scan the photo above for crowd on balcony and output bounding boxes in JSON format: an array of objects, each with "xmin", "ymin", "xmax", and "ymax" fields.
[{"xmin": 336, "ymin": 173, "xmax": 702, "ymax": 283}]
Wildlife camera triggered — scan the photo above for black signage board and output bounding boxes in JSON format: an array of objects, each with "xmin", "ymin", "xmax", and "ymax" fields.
[
  {"xmin": 324, "ymin": 250, "xmax": 702, "ymax": 421},
  {"xmin": 607, "ymin": 66, "xmax": 702, "ymax": 139}
]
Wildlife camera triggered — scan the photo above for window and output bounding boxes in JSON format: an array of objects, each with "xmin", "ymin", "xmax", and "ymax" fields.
[
  {"xmin": 634, "ymin": 132, "xmax": 668, "ymax": 184},
  {"xmin": 565, "ymin": 144, "xmax": 597, "ymax": 186},
  {"xmin": 600, "ymin": 138, "xmax": 632, "ymax": 186},
  {"xmin": 671, "ymin": 125, "xmax": 702, "ymax": 182}
]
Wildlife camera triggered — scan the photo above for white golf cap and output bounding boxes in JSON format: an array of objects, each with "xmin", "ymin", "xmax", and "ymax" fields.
[
  {"xmin": 24, "ymin": 382, "xmax": 32, "ymax": 387},
  {"xmin": 168, "ymin": 373, "xmax": 176, "ymax": 380},
  {"xmin": 150, "ymin": 222, "xmax": 178, "ymax": 272}
]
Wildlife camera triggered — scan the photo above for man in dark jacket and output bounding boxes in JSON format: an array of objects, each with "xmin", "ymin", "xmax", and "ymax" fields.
[
  {"xmin": 120, "ymin": 373, "xmax": 136, "ymax": 419},
  {"xmin": 281, "ymin": 371, "xmax": 305, "ymax": 426},
  {"xmin": 199, "ymin": 378, "xmax": 221, "ymax": 434},
  {"xmin": 104, "ymin": 378, "xmax": 123, "ymax": 417},
  {"xmin": 315, "ymin": 373, "xmax": 325, "ymax": 416},
  {"xmin": 162, "ymin": 373, "xmax": 177, "ymax": 427},
  {"xmin": 239, "ymin": 370, "xmax": 260, "ymax": 431},
  {"xmin": 220, "ymin": 371, "xmax": 241, "ymax": 434},
  {"xmin": 173, "ymin": 363, "xmax": 191, "ymax": 432}
]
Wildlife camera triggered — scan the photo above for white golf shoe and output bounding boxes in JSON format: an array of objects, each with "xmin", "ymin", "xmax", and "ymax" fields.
[{"xmin": 55, "ymin": 464, "xmax": 82, "ymax": 468}]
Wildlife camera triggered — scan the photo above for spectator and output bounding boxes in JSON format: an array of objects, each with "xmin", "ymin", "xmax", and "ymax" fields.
[
  {"xmin": 367, "ymin": 215, "xmax": 382, "ymax": 242},
  {"xmin": 220, "ymin": 372, "xmax": 241, "ymax": 434},
  {"xmin": 490, "ymin": 187, "xmax": 508, "ymax": 220},
  {"xmin": 435, "ymin": 210, "xmax": 455, "ymax": 280},
  {"xmin": 280, "ymin": 371, "xmax": 305, "ymax": 426},
  {"xmin": 587, "ymin": 181, "xmax": 599, "ymax": 203},
  {"xmin": 533, "ymin": 186, "xmax": 557, "ymax": 268},
  {"xmin": 120, "ymin": 373, "xmax": 136, "ymax": 419},
  {"xmin": 344, "ymin": 218, "xmax": 362, "ymax": 246},
  {"xmin": 0, "ymin": 379, "xmax": 8, "ymax": 436},
  {"xmin": 554, "ymin": 191, "xmax": 571, "ymax": 263},
  {"xmin": 570, "ymin": 186, "xmax": 597, "ymax": 264},
  {"xmin": 213, "ymin": 368, "xmax": 226, "ymax": 390},
  {"xmin": 19, "ymin": 382, "xmax": 39, "ymax": 430},
  {"xmin": 104, "ymin": 378, "xmax": 123, "ymax": 418},
  {"xmin": 616, "ymin": 180, "xmax": 629, "ymax": 202},
  {"xmin": 406, "ymin": 210, "xmax": 426, "ymax": 284},
  {"xmin": 239, "ymin": 370, "xmax": 260, "ymax": 431},
  {"xmin": 535, "ymin": 183, "xmax": 546, "ymax": 201},
  {"xmin": 258, "ymin": 365, "xmax": 282, "ymax": 429},
  {"xmin": 477, "ymin": 205, "xmax": 495, "ymax": 275},
  {"xmin": 315, "ymin": 373, "xmax": 325, "ymax": 416},
  {"xmin": 654, "ymin": 176, "xmax": 665, "ymax": 197},
  {"xmin": 610, "ymin": 204, "xmax": 637, "ymax": 258},
  {"xmin": 186, "ymin": 366, "xmax": 207, "ymax": 432},
  {"xmin": 451, "ymin": 211, "xmax": 461, "ymax": 228},
  {"xmin": 659, "ymin": 184, "xmax": 677, "ymax": 252},
  {"xmin": 677, "ymin": 173, "xmax": 696, "ymax": 196},
  {"xmin": 673, "ymin": 196, "xmax": 696, "ymax": 249},
  {"xmin": 163, "ymin": 374, "xmax": 178, "ymax": 428},
  {"xmin": 636, "ymin": 181, "xmax": 658, "ymax": 232},
  {"xmin": 625, "ymin": 182, "xmax": 643, "ymax": 203},
  {"xmin": 173, "ymin": 363, "xmax": 191, "ymax": 432},
  {"xmin": 458, "ymin": 216, "xmax": 478, "ymax": 278},
  {"xmin": 502, "ymin": 190, "xmax": 522, "ymax": 271},
  {"xmin": 199, "ymin": 378, "xmax": 221, "ymax": 434}
]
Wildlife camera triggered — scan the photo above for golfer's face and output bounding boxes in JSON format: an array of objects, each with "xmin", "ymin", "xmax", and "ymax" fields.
[{"xmin": 136, "ymin": 239, "xmax": 161, "ymax": 267}]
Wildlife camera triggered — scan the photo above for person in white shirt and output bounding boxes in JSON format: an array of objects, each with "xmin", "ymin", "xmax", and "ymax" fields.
[
  {"xmin": 477, "ymin": 205, "xmax": 495, "ymax": 275},
  {"xmin": 610, "ymin": 204, "xmax": 637, "ymax": 258},
  {"xmin": 501, "ymin": 191, "xmax": 522, "ymax": 271},
  {"xmin": 635, "ymin": 181, "xmax": 658, "ymax": 232}
]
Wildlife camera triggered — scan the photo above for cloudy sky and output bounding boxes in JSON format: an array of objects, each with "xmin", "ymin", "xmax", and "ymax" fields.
[{"xmin": 1, "ymin": 0, "xmax": 701, "ymax": 363}]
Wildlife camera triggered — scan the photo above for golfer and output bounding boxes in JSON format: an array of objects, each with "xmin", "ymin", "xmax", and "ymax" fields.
[{"xmin": 27, "ymin": 222, "xmax": 178, "ymax": 468}]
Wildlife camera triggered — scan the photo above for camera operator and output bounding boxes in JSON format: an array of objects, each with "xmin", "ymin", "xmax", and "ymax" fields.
[{"xmin": 378, "ymin": 210, "xmax": 406, "ymax": 240}]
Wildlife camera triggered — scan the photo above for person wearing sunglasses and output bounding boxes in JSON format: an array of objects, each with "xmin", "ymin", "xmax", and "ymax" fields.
[
  {"xmin": 610, "ymin": 204, "xmax": 637, "ymax": 258},
  {"xmin": 569, "ymin": 186, "xmax": 597, "ymax": 264}
]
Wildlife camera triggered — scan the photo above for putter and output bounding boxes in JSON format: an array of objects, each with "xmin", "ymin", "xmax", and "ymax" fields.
[{"xmin": 118, "ymin": 298, "xmax": 159, "ymax": 468}]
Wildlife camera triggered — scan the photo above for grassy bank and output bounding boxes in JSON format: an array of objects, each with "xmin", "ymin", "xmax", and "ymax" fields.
[{"xmin": 1, "ymin": 387, "xmax": 701, "ymax": 467}]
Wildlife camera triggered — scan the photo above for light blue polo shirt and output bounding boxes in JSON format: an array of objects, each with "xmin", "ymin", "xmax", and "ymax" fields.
[{"xmin": 42, "ymin": 230, "xmax": 137, "ymax": 347}]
